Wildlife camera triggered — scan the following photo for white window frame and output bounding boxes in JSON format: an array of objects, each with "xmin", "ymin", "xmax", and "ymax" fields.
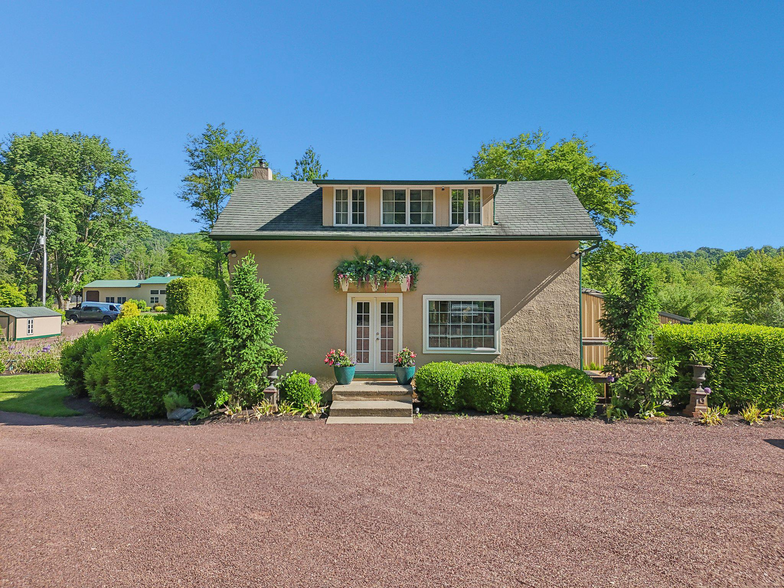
[
  {"xmin": 379, "ymin": 186, "xmax": 437, "ymax": 226},
  {"xmin": 422, "ymin": 295, "xmax": 501, "ymax": 354},
  {"xmin": 450, "ymin": 187, "xmax": 483, "ymax": 226},
  {"xmin": 27, "ymin": 318, "xmax": 34, "ymax": 336},
  {"xmin": 333, "ymin": 187, "xmax": 366, "ymax": 226},
  {"xmin": 150, "ymin": 296, "xmax": 159, "ymax": 305},
  {"xmin": 345, "ymin": 293, "xmax": 404, "ymax": 370}
]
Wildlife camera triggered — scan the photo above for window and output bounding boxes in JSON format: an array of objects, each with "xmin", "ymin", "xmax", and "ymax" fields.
[
  {"xmin": 451, "ymin": 188, "xmax": 482, "ymax": 225},
  {"xmin": 382, "ymin": 189, "xmax": 407, "ymax": 225},
  {"xmin": 423, "ymin": 296, "xmax": 500, "ymax": 353},
  {"xmin": 27, "ymin": 319, "xmax": 34, "ymax": 336},
  {"xmin": 117, "ymin": 297, "xmax": 127, "ymax": 304},
  {"xmin": 409, "ymin": 189, "xmax": 434, "ymax": 225},
  {"xmin": 105, "ymin": 296, "xmax": 115, "ymax": 303},
  {"xmin": 150, "ymin": 296, "xmax": 159, "ymax": 304},
  {"xmin": 150, "ymin": 290, "xmax": 159, "ymax": 295},
  {"xmin": 382, "ymin": 188, "xmax": 435, "ymax": 225},
  {"xmin": 159, "ymin": 289, "xmax": 166, "ymax": 295},
  {"xmin": 335, "ymin": 188, "xmax": 365, "ymax": 225}
]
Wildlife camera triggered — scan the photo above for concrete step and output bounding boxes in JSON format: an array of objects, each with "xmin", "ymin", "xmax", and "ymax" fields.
[
  {"xmin": 332, "ymin": 381, "xmax": 413, "ymax": 402},
  {"xmin": 329, "ymin": 400, "xmax": 413, "ymax": 418},
  {"xmin": 327, "ymin": 416, "xmax": 413, "ymax": 425}
]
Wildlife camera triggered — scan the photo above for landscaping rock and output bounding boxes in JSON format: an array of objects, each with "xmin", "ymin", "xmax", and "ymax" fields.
[{"xmin": 167, "ymin": 408, "xmax": 197, "ymax": 421}]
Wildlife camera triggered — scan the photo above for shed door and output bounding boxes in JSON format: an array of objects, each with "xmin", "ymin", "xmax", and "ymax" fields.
[{"xmin": 86, "ymin": 291, "xmax": 99, "ymax": 302}]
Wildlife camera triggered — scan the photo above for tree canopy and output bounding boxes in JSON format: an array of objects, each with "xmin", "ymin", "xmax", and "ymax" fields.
[
  {"xmin": 466, "ymin": 130, "xmax": 636, "ymax": 237},
  {"xmin": 0, "ymin": 131, "xmax": 141, "ymax": 307},
  {"xmin": 290, "ymin": 147, "xmax": 328, "ymax": 181}
]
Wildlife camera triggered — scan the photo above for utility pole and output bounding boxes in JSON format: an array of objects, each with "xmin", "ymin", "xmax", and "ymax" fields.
[{"xmin": 40, "ymin": 214, "xmax": 47, "ymax": 306}]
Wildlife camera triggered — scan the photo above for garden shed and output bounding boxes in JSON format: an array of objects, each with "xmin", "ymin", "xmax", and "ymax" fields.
[{"xmin": 0, "ymin": 307, "xmax": 62, "ymax": 341}]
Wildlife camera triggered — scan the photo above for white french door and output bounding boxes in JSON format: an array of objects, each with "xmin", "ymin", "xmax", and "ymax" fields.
[{"xmin": 348, "ymin": 295, "xmax": 401, "ymax": 372}]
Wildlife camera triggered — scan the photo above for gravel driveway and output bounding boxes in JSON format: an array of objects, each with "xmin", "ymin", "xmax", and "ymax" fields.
[{"xmin": 1, "ymin": 412, "xmax": 782, "ymax": 588}]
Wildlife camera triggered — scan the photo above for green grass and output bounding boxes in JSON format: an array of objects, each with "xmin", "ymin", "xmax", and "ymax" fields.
[{"xmin": 0, "ymin": 373, "xmax": 81, "ymax": 417}]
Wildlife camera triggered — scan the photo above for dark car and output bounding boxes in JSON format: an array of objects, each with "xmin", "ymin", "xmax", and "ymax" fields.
[{"xmin": 65, "ymin": 302, "xmax": 121, "ymax": 324}]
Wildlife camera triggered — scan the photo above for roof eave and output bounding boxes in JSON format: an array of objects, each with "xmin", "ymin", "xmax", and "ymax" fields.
[
  {"xmin": 312, "ymin": 179, "xmax": 508, "ymax": 186},
  {"xmin": 210, "ymin": 233, "xmax": 601, "ymax": 242}
]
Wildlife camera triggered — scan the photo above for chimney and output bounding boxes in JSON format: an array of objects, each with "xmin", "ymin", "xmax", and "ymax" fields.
[{"xmin": 252, "ymin": 159, "xmax": 272, "ymax": 180}]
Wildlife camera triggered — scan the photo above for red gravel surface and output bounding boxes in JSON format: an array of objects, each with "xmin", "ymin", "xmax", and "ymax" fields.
[{"xmin": 1, "ymin": 412, "xmax": 782, "ymax": 588}]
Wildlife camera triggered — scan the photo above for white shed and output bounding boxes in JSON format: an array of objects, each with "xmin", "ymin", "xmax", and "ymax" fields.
[{"xmin": 0, "ymin": 307, "xmax": 63, "ymax": 341}]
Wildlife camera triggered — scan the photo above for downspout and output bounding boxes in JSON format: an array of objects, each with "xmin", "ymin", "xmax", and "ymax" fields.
[{"xmin": 493, "ymin": 183, "xmax": 500, "ymax": 224}]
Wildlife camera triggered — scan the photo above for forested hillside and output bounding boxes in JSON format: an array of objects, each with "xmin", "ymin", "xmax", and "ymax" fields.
[{"xmin": 583, "ymin": 243, "xmax": 784, "ymax": 326}]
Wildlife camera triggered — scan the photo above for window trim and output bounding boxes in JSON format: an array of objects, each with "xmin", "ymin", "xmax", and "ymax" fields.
[
  {"xmin": 379, "ymin": 186, "xmax": 437, "ymax": 226},
  {"xmin": 450, "ymin": 187, "xmax": 483, "ymax": 227},
  {"xmin": 333, "ymin": 186, "xmax": 367, "ymax": 227},
  {"xmin": 27, "ymin": 318, "xmax": 34, "ymax": 336},
  {"xmin": 422, "ymin": 295, "xmax": 501, "ymax": 354}
]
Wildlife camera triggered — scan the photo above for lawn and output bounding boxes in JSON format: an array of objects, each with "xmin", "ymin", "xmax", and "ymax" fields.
[{"xmin": 0, "ymin": 373, "xmax": 81, "ymax": 417}]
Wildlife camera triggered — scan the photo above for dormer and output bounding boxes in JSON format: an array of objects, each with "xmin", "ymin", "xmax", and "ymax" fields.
[{"xmin": 314, "ymin": 180, "xmax": 507, "ymax": 228}]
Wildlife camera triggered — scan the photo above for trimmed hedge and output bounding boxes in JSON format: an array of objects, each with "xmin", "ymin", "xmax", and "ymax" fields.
[
  {"xmin": 509, "ymin": 367, "xmax": 550, "ymax": 413},
  {"xmin": 414, "ymin": 361, "xmax": 464, "ymax": 411},
  {"xmin": 166, "ymin": 277, "xmax": 219, "ymax": 317},
  {"xmin": 60, "ymin": 315, "xmax": 221, "ymax": 418},
  {"xmin": 655, "ymin": 323, "xmax": 784, "ymax": 409},
  {"xmin": 279, "ymin": 372, "xmax": 321, "ymax": 408},
  {"xmin": 459, "ymin": 363, "xmax": 511, "ymax": 414},
  {"xmin": 542, "ymin": 365, "xmax": 597, "ymax": 417}
]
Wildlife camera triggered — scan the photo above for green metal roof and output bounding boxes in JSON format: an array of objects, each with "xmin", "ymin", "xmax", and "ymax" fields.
[
  {"xmin": 0, "ymin": 307, "xmax": 62, "ymax": 318},
  {"xmin": 82, "ymin": 276, "xmax": 181, "ymax": 288},
  {"xmin": 312, "ymin": 179, "xmax": 508, "ymax": 186}
]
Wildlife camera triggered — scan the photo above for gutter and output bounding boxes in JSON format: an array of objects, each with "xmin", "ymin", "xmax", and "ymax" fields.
[{"xmin": 210, "ymin": 233, "xmax": 603, "ymax": 242}]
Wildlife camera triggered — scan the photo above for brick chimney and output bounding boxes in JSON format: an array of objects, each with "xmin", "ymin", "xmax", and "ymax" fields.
[{"xmin": 252, "ymin": 159, "xmax": 272, "ymax": 180}]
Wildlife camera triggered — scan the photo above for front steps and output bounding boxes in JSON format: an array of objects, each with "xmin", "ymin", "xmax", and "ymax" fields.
[{"xmin": 327, "ymin": 381, "xmax": 413, "ymax": 424}]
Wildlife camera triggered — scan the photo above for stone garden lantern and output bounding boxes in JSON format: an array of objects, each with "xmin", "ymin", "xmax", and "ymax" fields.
[{"xmin": 683, "ymin": 364, "xmax": 712, "ymax": 418}]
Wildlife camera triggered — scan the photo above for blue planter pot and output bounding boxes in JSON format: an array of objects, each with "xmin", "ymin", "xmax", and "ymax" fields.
[
  {"xmin": 395, "ymin": 366, "xmax": 416, "ymax": 385},
  {"xmin": 334, "ymin": 365, "xmax": 355, "ymax": 385}
]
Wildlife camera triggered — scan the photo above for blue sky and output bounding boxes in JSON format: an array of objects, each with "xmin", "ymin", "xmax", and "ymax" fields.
[{"xmin": 2, "ymin": 0, "xmax": 782, "ymax": 252}]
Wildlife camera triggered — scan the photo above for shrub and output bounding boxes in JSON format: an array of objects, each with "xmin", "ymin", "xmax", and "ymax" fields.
[
  {"xmin": 278, "ymin": 371, "xmax": 322, "ymax": 408},
  {"xmin": 163, "ymin": 391, "xmax": 192, "ymax": 412},
  {"xmin": 655, "ymin": 323, "xmax": 784, "ymax": 409},
  {"xmin": 60, "ymin": 332, "xmax": 94, "ymax": 396},
  {"xmin": 84, "ymin": 346, "xmax": 114, "ymax": 407},
  {"xmin": 414, "ymin": 362, "xmax": 464, "ymax": 411},
  {"xmin": 542, "ymin": 365, "xmax": 597, "ymax": 417},
  {"xmin": 166, "ymin": 277, "xmax": 219, "ymax": 318},
  {"xmin": 153, "ymin": 305, "xmax": 165, "ymax": 312},
  {"xmin": 217, "ymin": 255, "xmax": 279, "ymax": 406},
  {"xmin": 458, "ymin": 363, "xmax": 511, "ymax": 414},
  {"xmin": 508, "ymin": 366, "xmax": 550, "ymax": 413},
  {"xmin": 119, "ymin": 300, "xmax": 140, "ymax": 318},
  {"xmin": 109, "ymin": 315, "xmax": 221, "ymax": 418}
]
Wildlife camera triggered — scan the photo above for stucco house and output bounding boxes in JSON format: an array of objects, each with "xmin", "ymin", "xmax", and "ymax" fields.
[
  {"xmin": 211, "ymin": 162, "xmax": 601, "ymax": 379},
  {"xmin": 81, "ymin": 275, "xmax": 181, "ymax": 308}
]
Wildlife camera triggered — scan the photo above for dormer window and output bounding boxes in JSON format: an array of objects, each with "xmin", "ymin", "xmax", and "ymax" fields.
[
  {"xmin": 381, "ymin": 188, "xmax": 434, "ymax": 225},
  {"xmin": 451, "ymin": 188, "xmax": 482, "ymax": 226},
  {"xmin": 335, "ymin": 188, "xmax": 365, "ymax": 225}
]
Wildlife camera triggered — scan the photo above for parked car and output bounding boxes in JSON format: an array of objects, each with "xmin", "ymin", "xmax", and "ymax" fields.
[{"xmin": 65, "ymin": 302, "xmax": 121, "ymax": 324}]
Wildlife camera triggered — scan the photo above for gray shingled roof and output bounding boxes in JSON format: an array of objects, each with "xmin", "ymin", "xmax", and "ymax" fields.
[
  {"xmin": 0, "ymin": 307, "xmax": 62, "ymax": 318},
  {"xmin": 210, "ymin": 178, "xmax": 600, "ymax": 241}
]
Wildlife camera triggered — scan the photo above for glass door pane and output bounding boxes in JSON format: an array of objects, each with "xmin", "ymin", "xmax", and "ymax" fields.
[
  {"xmin": 378, "ymin": 301, "xmax": 395, "ymax": 366},
  {"xmin": 355, "ymin": 301, "xmax": 371, "ymax": 367}
]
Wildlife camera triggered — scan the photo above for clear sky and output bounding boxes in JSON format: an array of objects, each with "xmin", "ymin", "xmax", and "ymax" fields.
[{"xmin": 2, "ymin": 0, "xmax": 782, "ymax": 252}]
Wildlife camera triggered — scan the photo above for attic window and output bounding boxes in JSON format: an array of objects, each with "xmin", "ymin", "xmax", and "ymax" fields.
[
  {"xmin": 335, "ymin": 188, "xmax": 365, "ymax": 226},
  {"xmin": 451, "ymin": 189, "xmax": 482, "ymax": 226}
]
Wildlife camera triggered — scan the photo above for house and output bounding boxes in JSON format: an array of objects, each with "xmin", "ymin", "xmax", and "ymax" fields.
[
  {"xmin": 581, "ymin": 288, "xmax": 692, "ymax": 368},
  {"xmin": 81, "ymin": 275, "xmax": 181, "ymax": 308},
  {"xmin": 210, "ymin": 162, "xmax": 601, "ymax": 379},
  {"xmin": 0, "ymin": 307, "xmax": 62, "ymax": 341}
]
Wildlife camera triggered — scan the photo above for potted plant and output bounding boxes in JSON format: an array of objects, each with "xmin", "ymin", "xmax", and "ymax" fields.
[
  {"xmin": 688, "ymin": 350, "xmax": 713, "ymax": 382},
  {"xmin": 325, "ymin": 348, "xmax": 355, "ymax": 385},
  {"xmin": 265, "ymin": 346, "xmax": 288, "ymax": 383},
  {"xmin": 393, "ymin": 347, "xmax": 416, "ymax": 385}
]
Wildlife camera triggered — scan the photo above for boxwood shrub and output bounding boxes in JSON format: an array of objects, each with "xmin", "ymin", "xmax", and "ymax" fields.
[
  {"xmin": 655, "ymin": 323, "xmax": 784, "ymax": 409},
  {"xmin": 542, "ymin": 365, "xmax": 597, "ymax": 417},
  {"xmin": 60, "ymin": 330, "xmax": 97, "ymax": 397},
  {"xmin": 279, "ymin": 371, "xmax": 321, "ymax": 408},
  {"xmin": 508, "ymin": 366, "xmax": 550, "ymax": 413},
  {"xmin": 458, "ymin": 363, "xmax": 511, "ymax": 414},
  {"xmin": 414, "ymin": 362, "xmax": 465, "ymax": 411}
]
